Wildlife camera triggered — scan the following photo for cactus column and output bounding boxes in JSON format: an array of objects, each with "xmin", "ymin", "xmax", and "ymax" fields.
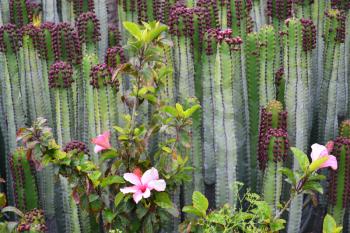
[
  {"xmin": 328, "ymin": 120, "xmax": 350, "ymax": 225},
  {"xmin": 258, "ymin": 100, "xmax": 289, "ymax": 214},
  {"xmin": 283, "ymin": 18, "xmax": 315, "ymax": 233}
]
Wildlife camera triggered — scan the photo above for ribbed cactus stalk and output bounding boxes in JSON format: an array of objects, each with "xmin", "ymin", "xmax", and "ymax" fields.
[
  {"xmin": 8, "ymin": 147, "xmax": 39, "ymax": 211},
  {"xmin": 90, "ymin": 63, "xmax": 119, "ymax": 134},
  {"xmin": 245, "ymin": 32, "xmax": 259, "ymax": 189},
  {"xmin": 328, "ymin": 120, "xmax": 350, "ymax": 225},
  {"xmin": 107, "ymin": 24, "xmax": 122, "ymax": 47},
  {"xmin": 169, "ymin": 5, "xmax": 209, "ymax": 204},
  {"xmin": 49, "ymin": 61, "xmax": 75, "ymax": 145},
  {"xmin": 0, "ymin": 24, "xmax": 26, "ymax": 150},
  {"xmin": 16, "ymin": 208, "xmax": 48, "ymax": 233},
  {"xmin": 275, "ymin": 67, "xmax": 285, "ymax": 104},
  {"xmin": 76, "ymin": 11, "xmax": 100, "ymax": 53},
  {"xmin": 207, "ymin": 28, "xmax": 243, "ymax": 206},
  {"xmin": 70, "ymin": 0, "xmax": 95, "ymax": 16},
  {"xmin": 318, "ymin": 9, "xmax": 346, "ymax": 142},
  {"xmin": 9, "ymin": 0, "xmax": 38, "ymax": 27},
  {"xmin": 20, "ymin": 24, "xmax": 52, "ymax": 124},
  {"xmin": 258, "ymin": 100, "xmax": 289, "ymax": 214},
  {"xmin": 258, "ymin": 25, "xmax": 277, "ymax": 106},
  {"xmin": 283, "ymin": 18, "xmax": 315, "ymax": 233}
]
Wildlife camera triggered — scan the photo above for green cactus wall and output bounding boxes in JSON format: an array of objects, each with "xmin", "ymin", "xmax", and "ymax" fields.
[{"xmin": 0, "ymin": 0, "xmax": 349, "ymax": 232}]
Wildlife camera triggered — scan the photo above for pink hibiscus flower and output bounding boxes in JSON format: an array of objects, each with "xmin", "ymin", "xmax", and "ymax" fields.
[
  {"xmin": 120, "ymin": 167, "xmax": 166, "ymax": 204},
  {"xmin": 311, "ymin": 143, "xmax": 337, "ymax": 170},
  {"xmin": 91, "ymin": 131, "xmax": 111, "ymax": 153}
]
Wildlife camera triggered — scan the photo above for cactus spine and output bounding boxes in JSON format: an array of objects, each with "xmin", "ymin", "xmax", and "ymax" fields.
[{"xmin": 258, "ymin": 100, "xmax": 289, "ymax": 214}]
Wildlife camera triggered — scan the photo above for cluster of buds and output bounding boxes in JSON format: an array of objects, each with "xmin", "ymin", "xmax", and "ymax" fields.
[
  {"xmin": 331, "ymin": 0, "xmax": 350, "ymax": 11},
  {"xmin": 168, "ymin": 5, "xmax": 210, "ymax": 40},
  {"xmin": 55, "ymin": 22, "xmax": 82, "ymax": 64},
  {"xmin": 10, "ymin": 0, "xmax": 40, "ymax": 27},
  {"xmin": 35, "ymin": 22, "xmax": 57, "ymax": 60},
  {"xmin": 70, "ymin": 0, "xmax": 95, "ymax": 16},
  {"xmin": 17, "ymin": 209, "xmax": 47, "ymax": 232},
  {"xmin": 197, "ymin": 0, "xmax": 220, "ymax": 28},
  {"xmin": 108, "ymin": 24, "xmax": 122, "ymax": 47},
  {"xmin": 20, "ymin": 23, "xmax": 42, "ymax": 49},
  {"xmin": 105, "ymin": 46, "xmax": 126, "ymax": 69},
  {"xmin": 328, "ymin": 120, "xmax": 350, "ymax": 207},
  {"xmin": 300, "ymin": 18, "xmax": 316, "ymax": 51},
  {"xmin": 76, "ymin": 11, "xmax": 101, "ymax": 45},
  {"xmin": 258, "ymin": 100, "xmax": 289, "ymax": 170},
  {"xmin": 267, "ymin": 0, "xmax": 293, "ymax": 21},
  {"xmin": 275, "ymin": 67, "xmax": 284, "ymax": 88},
  {"xmin": 48, "ymin": 61, "xmax": 74, "ymax": 88},
  {"xmin": 227, "ymin": 0, "xmax": 253, "ymax": 30},
  {"xmin": 90, "ymin": 63, "xmax": 120, "ymax": 91},
  {"xmin": 63, "ymin": 140, "xmax": 89, "ymax": 154},
  {"xmin": 204, "ymin": 28, "xmax": 243, "ymax": 54},
  {"xmin": 0, "ymin": 24, "xmax": 22, "ymax": 53},
  {"xmin": 335, "ymin": 12, "xmax": 346, "ymax": 43}
]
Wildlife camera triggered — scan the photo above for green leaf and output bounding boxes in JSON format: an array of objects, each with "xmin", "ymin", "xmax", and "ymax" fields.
[
  {"xmin": 0, "ymin": 193, "xmax": 6, "ymax": 208},
  {"xmin": 114, "ymin": 192, "xmax": 125, "ymax": 208},
  {"xmin": 163, "ymin": 106, "xmax": 177, "ymax": 116},
  {"xmin": 290, "ymin": 147, "xmax": 310, "ymax": 172},
  {"xmin": 103, "ymin": 209, "xmax": 117, "ymax": 223},
  {"xmin": 88, "ymin": 171, "xmax": 102, "ymax": 188},
  {"xmin": 100, "ymin": 149, "xmax": 118, "ymax": 161},
  {"xmin": 123, "ymin": 22, "xmax": 142, "ymax": 40},
  {"xmin": 279, "ymin": 167, "xmax": 296, "ymax": 185},
  {"xmin": 309, "ymin": 156, "xmax": 328, "ymax": 172},
  {"xmin": 182, "ymin": 206, "xmax": 204, "ymax": 217},
  {"xmin": 175, "ymin": 103, "xmax": 185, "ymax": 117},
  {"xmin": 303, "ymin": 181, "xmax": 323, "ymax": 194},
  {"xmin": 192, "ymin": 191, "xmax": 208, "ymax": 216},
  {"xmin": 184, "ymin": 104, "xmax": 201, "ymax": 118},
  {"xmin": 1, "ymin": 206, "xmax": 24, "ymax": 218},
  {"xmin": 101, "ymin": 175, "xmax": 125, "ymax": 187},
  {"xmin": 323, "ymin": 214, "xmax": 342, "ymax": 233},
  {"xmin": 154, "ymin": 192, "xmax": 173, "ymax": 209}
]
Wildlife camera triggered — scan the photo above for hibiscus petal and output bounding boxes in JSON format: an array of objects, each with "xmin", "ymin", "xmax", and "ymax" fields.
[
  {"xmin": 142, "ymin": 188, "xmax": 151, "ymax": 199},
  {"xmin": 133, "ymin": 191, "xmax": 143, "ymax": 204},
  {"xmin": 141, "ymin": 167, "xmax": 159, "ymax": 185},
  {"xmin": 94, "ymin": 145, "xmax": 105, "ymax": 153},
  {"xmin": 148, "ymin": 179, "xmax": 166, "ymax": 192},
  {"xmin": 123, "ymin": 173, "xmax": 141, "ymax": 185},
  {"xmin": 92, "ymin": 131, "xmax": 111, "ymax": 150},
  {"xmin": 320, "ymin": 155, "xmax": 338, "ymax": 170},
  {"xmin": 120, "ymin": 186, "xmax": 139, "ymax": 194},
  {"xmin": 311, "ymin": 144, "xmax": 328, "ymax": 161}
]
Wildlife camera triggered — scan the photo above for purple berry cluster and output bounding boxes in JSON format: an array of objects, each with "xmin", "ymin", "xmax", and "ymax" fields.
[
  {"xmin": 63, "ymin": 140, "xmax": 89, "ymax": 154},
  {"xmin": 300, "ymin": 18, "xmax": 316, "ymax": 51},
  {"xmin": 267, "ymin": 0, "xmax": 293, "ymax": 21},
  {"xmin": 48, "ymin": 61, "xmax": 74, "ymax": 89},
  {"xmin": 17, "ymin": 209, "xmax": 47, "ymax": 232},
  {"xmin": 55, "ymin": 22, "xmax": 82, "ymax": 64},
  {"xmin": 105, "ymin": 46, "xmax": 126, "ymax": 69},
  {"xmin": 76, "ymin": 11, "xmax": 101, "ymax": 45},
  {"xmin": 0, "ymin": 24, "xmax": 22, "ymax": 53},
  {"xmin": 258, "ymin": 102, "xmax": 289, "ymax": 170},
  {"xmin": 197, "ymin": 0, "xmax": 220, "ymax": 28},
  {"xmin": 108, "ymin": 24, "xmax": 122, "ymax": 47},
  {"xmin": 258, "ymin": 128, "xmax": 289, "ymax": 169},
  {"xmin": 335, "ymin": 12, "xmax": 346, "ymax": 43},
  {"xmin": 328, "ymin": 137, "xmax": 350, "ymax": 207},
  {"xmin": 70, "ymin": 0, "xmax": 95, "ymax": 16},
  {"xmin": 204, "ymin": 28, "xmax": 243, "ymax": 54},
  {"xmin": 331, "ymin": 0, "xmax": 350, "ymax": 11},
  {"xmin": 10, "ymin": 0, "xmax": 40, "ymax": 27},
  {"xmin": 275, "ymin": 67, "xmax": 284, "ymax": 88},
  {"xmin": 90, "ymin": 63, "xmax": 120, "ymax": 90}
]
